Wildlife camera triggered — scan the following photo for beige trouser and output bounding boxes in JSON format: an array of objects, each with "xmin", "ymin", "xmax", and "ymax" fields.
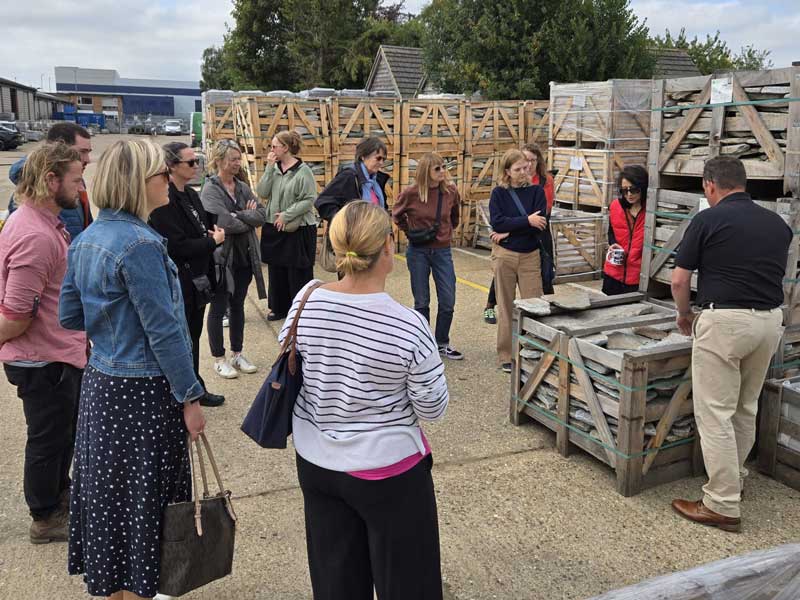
[
  {"xmin": 692, "ymin": 307, "xmax": 783, "ymax": 518},
  {"xmin": 492, "ymin": 245, "xmax": 542, "ymax": 363}
]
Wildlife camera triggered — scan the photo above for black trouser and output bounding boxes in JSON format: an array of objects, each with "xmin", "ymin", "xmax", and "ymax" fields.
[
  {"xmin": 4, "ymin": 362, "xmax": 82, "ymax": 520},
  {"xmin": 268, "ymin": 264, "xmax": 314, "ymax": 316},
  {"xmin": 185, "ymin": 300, "xmax": 207, "ymax": 389},
  {"xmin": 207, "ymin": 266, "xmax": 252, "ymax": 357},
  {"xmin": 296, "ymin": 453, "xmax": 443, "ymax": 600},
  {"xmin": 601, "ymin": 273, "xmax": 639, "ymax": 296}
]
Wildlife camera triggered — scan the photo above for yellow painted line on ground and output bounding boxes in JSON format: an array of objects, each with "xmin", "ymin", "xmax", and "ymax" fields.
[{"xmin": 394, "ymin": 253, "xmax": 490, "ymax": 293}]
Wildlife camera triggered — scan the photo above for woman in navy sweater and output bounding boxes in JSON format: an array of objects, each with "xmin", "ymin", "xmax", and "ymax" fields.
[{"xmin": 489, "ymin": 149, "xmax": 548, "ymax": 372}]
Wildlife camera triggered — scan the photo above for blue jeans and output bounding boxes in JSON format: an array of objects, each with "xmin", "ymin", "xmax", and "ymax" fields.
[{"xmin": 406, "ymin": 245, "xmax": 456, "ymax": 346}]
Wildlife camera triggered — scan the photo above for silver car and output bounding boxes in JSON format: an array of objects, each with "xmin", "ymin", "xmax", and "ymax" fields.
[{"xmin": 162, "ymin": 119, "xmax": 183, "ymax": 135}]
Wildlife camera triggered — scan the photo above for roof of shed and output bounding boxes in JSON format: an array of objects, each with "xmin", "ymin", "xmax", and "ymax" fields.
[
  {"xmin": 652, "ymin": 48, "xmax": 702, "ymax": 78},
  {"xmin": 367, "ymin": 45, "xmax": 426, "ymax": 98}
]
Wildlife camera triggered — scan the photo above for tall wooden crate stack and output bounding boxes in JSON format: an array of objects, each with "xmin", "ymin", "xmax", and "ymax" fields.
[
  {"xmin": 549, "ymin": 80, "xmax": 652, "ymax": 211},
  {"xmin": 640, "ymin": 64, "xmax": 800, "ymax": 300},
  {"xmin": 201, "ymin": 90, "xmax": 236, "ymax": 151},
  {"xmin": 233, "ymin": 95, "xmax": 332, "ymax": 192}
]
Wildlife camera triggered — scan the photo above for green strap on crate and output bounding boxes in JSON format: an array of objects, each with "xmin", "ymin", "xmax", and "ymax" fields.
[
  {"xmin": 654, "ymin": 96, "xmax": 800, "ymax": 112},
  {"xmin": 653, "ymin": 210, "xmax": 694, "ymax": 220},
  {"xmin": 515, "ymin": 333, "xmax": 691, "ymax": 392},
  {"xmin": 645, "ymin": 243, "xmax": 678, "ymax": 256},
  {"xmin": 512, "ymin": 394, "xmax": 696, "ymax": 459}
]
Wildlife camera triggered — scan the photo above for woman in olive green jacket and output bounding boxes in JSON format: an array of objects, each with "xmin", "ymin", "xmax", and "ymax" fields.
[{"xmin": 256, "ymin": 130, "xmax": 318, "ymax": 320}]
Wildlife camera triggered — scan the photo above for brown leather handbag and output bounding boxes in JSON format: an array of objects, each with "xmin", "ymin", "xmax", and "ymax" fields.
[{"xmin": 158, "ymin": 433, "xmax": 237, "ymax": 596}]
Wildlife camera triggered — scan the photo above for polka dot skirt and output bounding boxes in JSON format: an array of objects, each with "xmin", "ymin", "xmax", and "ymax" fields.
[{"xmin": 68, "ymin": 366, "xmax": 190, "ymax": 598}]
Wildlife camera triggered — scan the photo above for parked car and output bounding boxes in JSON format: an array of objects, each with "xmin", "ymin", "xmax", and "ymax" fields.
[
  {"xmin": 161, "ymin": 119, "xmax": 183, "ymax": 136},
  {"xmin": 0, "ymin": 122, "xmax": 23, "ymax": 150}
]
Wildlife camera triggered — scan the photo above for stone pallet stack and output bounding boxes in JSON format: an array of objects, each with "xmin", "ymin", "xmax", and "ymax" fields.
[
  {"xmin": 524, "ymin": 100, "xmax": 550, "ymax": 153},
  {"xmin": 758, "ymin": 376, "xmax": 800, "ymax": 491},
  {"xmin": 548, "ymin": 80, "xmax": 652, "ymax": 211},
  {"xmin": 511, "ymin": 291, "xmax": 701, "ymax": 496},
  {"xmin": 233, "ymin": 95, "xmax": 332, "ymax": 193},
  {"xmin": 201, "ymin": 90, "xmax": 236, "ymax": 151}
]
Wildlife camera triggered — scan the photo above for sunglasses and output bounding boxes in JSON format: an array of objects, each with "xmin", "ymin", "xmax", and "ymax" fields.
[
  {"xmin": 177, "ymin": 159, "xmax": 199, "ymax": 167},
  {"xmin": 373, "ymin": 155, "xmax": 386, "ymax": 162},
  {"xmin": 433, "ymin": 165, "xmax": 444, "ymax": 172},
  {"xmin": 148, "ymin": 169, "xmax": 170, "ymax": 183},
  {"xmin": 620, "ymin": 187, "xmax": 641, "ymax": 196}
]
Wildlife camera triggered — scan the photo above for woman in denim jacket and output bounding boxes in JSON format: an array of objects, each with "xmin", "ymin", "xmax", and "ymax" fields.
[{"xmin": 60, "ymin": 139, "xmax": 206, "ymax": 600}]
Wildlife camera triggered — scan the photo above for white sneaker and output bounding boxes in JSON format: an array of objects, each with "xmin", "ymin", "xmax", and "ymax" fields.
[
  {"xmin": 213, "ymin": 359, "xmax": 239, "ymax": 379},
  {"xmin": 154, "ymin": 595, "xmax": 175, "ymax": 600},
  {"xmin": 230, "ymin": 353, "xmax": 258, "ymax": 374}
]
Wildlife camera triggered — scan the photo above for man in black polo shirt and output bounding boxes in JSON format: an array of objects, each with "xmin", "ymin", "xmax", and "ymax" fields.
[{"xmin": 670, "ymin": 156, "xmax": 790, "ymax": 532}]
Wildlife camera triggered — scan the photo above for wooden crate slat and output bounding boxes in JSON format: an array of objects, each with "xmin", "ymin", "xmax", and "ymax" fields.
[{"xmin": 758, "ymin": 377, "xmax": 800, "ymax": 491}]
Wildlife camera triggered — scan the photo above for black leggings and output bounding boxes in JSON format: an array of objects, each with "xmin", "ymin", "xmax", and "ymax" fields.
[
  {"xmin": 207, "ymin": 266, "xmax": 252, "ymax": 357},
  {"xmin": 296, "ymin": 453, "xmax": 443, "ymax": 600}
]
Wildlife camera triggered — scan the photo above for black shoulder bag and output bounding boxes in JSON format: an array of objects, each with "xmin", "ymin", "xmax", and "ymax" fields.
[
  {"xmin": 508, "ymin": 187, "xmax": 556, "ymax": 287},
  {"xmin": 406, "ymin": 189, "xmax": 443, "ymax": 246}
]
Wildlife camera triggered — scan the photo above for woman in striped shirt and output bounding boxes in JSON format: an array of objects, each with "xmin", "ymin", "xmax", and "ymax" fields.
[{"xmin": 280, "ymin": 200, "xmax": 449, "ymax": 600}]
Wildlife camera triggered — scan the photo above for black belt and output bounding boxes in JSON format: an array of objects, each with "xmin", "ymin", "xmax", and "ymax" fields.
[{"xmin": 700, "ymin": 302, "xmax": 772, "ymax": 311}]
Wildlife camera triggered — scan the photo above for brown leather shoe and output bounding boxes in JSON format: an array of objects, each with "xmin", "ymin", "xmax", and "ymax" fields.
[
  {"xmin": 671, "ymin": 499, "xmax": 741, "ymax": 533},
  {"xmin": 29, "ymin": 506, "xmax": 69, "ymax": 544}
]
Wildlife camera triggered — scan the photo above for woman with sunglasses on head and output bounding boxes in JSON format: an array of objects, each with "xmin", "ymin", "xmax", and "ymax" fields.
[
  {"xmin": 61, "ymin": 139, "xmax": 206, "ymax": 600},
  {"xmin": 602, "ymin": 165, "xmax": 648, "ymax": 296},
  {"xmin": 256, "ymin": 130, "xmax": 318, "ymax": 321},
  {"xmin": 149, "ymin": 142, "xmax": 227, "ymax": 407},
  {"xmin": 315, "ymin": 136, "xmax": 390, "ymax": 221},
  {"xmin": 201, "ymin": 140, "xmax": 267, "ymax": 380},
  {"xmin": 393, "ymin": 152, "xmax": 463, "ymax": 360}
]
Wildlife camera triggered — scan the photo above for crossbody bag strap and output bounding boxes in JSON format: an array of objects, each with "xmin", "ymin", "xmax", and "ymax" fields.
[
  {"xmin": 433, "ymin": 189, "xmax": 443, "ymax": 228},
  {"xmin": 507, "ymin": 188, "xmax": 528, "ymax": 218},
  {"xmin": 280, "ymin": 281, "xmax": 325, "ymax": 374}
]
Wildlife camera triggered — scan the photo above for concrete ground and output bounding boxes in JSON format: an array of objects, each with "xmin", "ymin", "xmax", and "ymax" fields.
[{"xmin": 0, "ymin": 135, "xmax": 799, "ymax": 599}]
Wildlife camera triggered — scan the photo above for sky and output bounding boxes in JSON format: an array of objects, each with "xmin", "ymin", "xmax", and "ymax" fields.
[{"xmin": 2, "ymin": 0, "xmax": 797, "ymax": 91}]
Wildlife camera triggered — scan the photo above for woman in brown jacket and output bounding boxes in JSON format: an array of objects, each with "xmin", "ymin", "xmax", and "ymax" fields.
[{"xmin": 393, "ymin": 152, "xmax": 463, "ymax": 360}]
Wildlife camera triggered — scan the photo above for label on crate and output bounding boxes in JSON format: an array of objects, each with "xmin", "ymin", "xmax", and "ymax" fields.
[
  {"xmin": 569, "ymin": 156, "xmax": 583, "ymax": 171},
  {"xmin": 698, "ymin": 197, "xmax": 710, "ymax": 212},
  {"xmin": 573, "ymin": 95, "xmax": 586, "ymax": 107},
  {"xmin": 711, "ymin": 78, "xmax": 733, "ymax": 105}
]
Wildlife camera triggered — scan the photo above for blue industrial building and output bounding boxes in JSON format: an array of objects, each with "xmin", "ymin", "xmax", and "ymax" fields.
[{"xmin": 54, "ymin": 67, "xmax": 201, "ymax": 119}]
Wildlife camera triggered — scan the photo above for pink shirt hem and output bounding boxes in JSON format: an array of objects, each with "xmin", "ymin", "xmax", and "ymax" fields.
[{"xmin": 348, "ymin": 431, "xmax": 431, "ymax": 481}]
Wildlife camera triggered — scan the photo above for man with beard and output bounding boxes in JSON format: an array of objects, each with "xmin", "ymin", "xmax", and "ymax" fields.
[
  {"xmin": 0, "ymin": 143, "xmax": 88, "ymax": 543},
  {"xmin": 7, "ymin": 122, "xmax": 94, "ymax": 241}
]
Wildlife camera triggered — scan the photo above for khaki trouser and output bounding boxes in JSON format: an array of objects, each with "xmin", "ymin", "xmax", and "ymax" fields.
[
  {"xmin": 692, "ymin": 307, "xmax": 783, "ymax": 518},
  {"xmin": 492, "ymin": 245, "xmax": 542, "ymax": 363}
]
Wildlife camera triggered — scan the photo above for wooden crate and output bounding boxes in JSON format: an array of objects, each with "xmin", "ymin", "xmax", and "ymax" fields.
[
  {"xmin": 769, "ymin": 324, "xmax": 800, "ymax": 381},
  {"xmin": 524, "ymin": 100, "xmax": 550, "ymax": 154},
  {"xmin": 204, "ymin": 101, "xmax": 236, "ymax": 147},
  {"xmin": 234, "ymin": 96, "xmax": 331, "ymax": 162},
  {"xmin": 551, "ymin": 209, "xmax": 606, "ymax": 283},
  {"xmin": 639, "ymin": 193, "xmax": 800, "ymax": 309},
  {"xmin": 472, "ymin": 199, "xmax": 492, "ymax": 250},
  {"xmin": 466, "ymin": 101, "xmax": 525, "ymax": 155},
  {"xmin": 550, "ymin": 147, "xmax": 648, "ymax": 211},
  {"xmin": 549, "ymin": 80, "xmax": 652, "ymax": 149},
  {"xmin": 330, "ymin": 97, "xmax": 401, "ymax": 206},
  {"xmin": 400, "ymin": 99, "xmax": 466, "ymax": 155},
  {"xmin": 649, "ymin": 64, "xmax": 799, "ymax": 196},
  {"xmin": 511, "ymin": 293, "xmax": 701, "ymax": 496},
  {"xmin": 758, "ymin": 376, "xmax": 800, "ymax": 491}
]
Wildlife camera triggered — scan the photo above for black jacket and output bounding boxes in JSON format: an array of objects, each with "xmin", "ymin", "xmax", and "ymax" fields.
[
  {"xmin": 149, "ymin": 182, "xmax": 218, "ymax": 307},
  {"xmin": 315, "ymin": 165, "xmax": 390, "ymax": 222}
]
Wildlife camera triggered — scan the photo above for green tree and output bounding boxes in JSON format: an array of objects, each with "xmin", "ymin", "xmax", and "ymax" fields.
[
  {"xmin": 342, "ymin": 16, "xmax": 424, "ymax": 84},
  {"xmin": 420, "ymin": 0, "xmax": 655, "ymax": 99},
  {"xmin": 200, "ymin": 46, "xmax": 234, "ymax": 91},
  {"xmin": 651, "ymin": 28, "xmax": 773, "ymax": 74}
]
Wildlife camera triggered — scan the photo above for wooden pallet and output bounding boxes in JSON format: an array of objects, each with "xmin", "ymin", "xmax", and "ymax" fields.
[
  {"xmin": 400, "ymin": 99, "xmax": 466, "ymax": 155},
  {"xmin": 524, "ymin": 100, "xmax": 550, "ymax": 154},
  {"xmin": 511, "ymin": 293, "xmax": 701, "ymax": 496},
  {"xmin": 204, "ymin": 101, "xmax": 236, "ymax": 147},
  {"xmin": 549, "ymin": 80, "xmax": 652, "ymax": 149},
  {"xmin": 649, "ymin": 64, "xmax": 799, "ymax": 195},
  {"xmin": 466, "ymin": 101, "xmax": 526, "ymax": 155},
  {"xmin": 550, "ymin": 147, "xmax": 648, "ymax": 211},
  {"xmin": 639, "ymin": 193, "xmax": 800, "ymax": 314},
  {"xmin": 472, "ymin": 199, "xmax": 492, "ymax": 250},
  {"xmin": 551, "ymin": 210, "xmax": 606, "ymax": 283},
  {"xmin": 758, "ymin": 376, "xmax": 800, "ymax": 491}
]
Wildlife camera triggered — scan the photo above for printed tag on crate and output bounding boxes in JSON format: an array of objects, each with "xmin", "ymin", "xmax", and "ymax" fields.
[
  {"xmin": 711, "ymin": 78, "xmax": 733, "ymax": 105},
  {"xmin": 573, "ymin": 95, "xmax": 586, "ymax": 108},
  {"xmin": 569, "ymin": 156, "xmax": 583, "ymax": 171},
  {"xmin": 697, "ymin": 197, "xmax": 710, "ymax": 212}
]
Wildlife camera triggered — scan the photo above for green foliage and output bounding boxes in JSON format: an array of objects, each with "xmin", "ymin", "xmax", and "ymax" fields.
[
  {"xmin": 651, "ymin": 28, "xmax": 773, "ymax": 75},
  {"xmin": 200, "ymin": 46, "xmax": 234, "ymax": 91},
  {"xmin": 420, "ymin": 0, "xmax": 655, "ymax": 99}
]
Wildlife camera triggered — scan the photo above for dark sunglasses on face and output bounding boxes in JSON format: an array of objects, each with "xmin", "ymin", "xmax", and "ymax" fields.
[
  {"xmin": 621, "ymin": 186, "xmax": 641, "ymax": 196},
  {"xmin": 373, "ymin": 155, "xmax": 386, "ymax": 162},
  {"xmin": 433, "ymin": 165, "xmax": 444, "ymax": 172},
  {"xmin": 177, "ymin": 159, "xmax": 199, "ymax": 167}
]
